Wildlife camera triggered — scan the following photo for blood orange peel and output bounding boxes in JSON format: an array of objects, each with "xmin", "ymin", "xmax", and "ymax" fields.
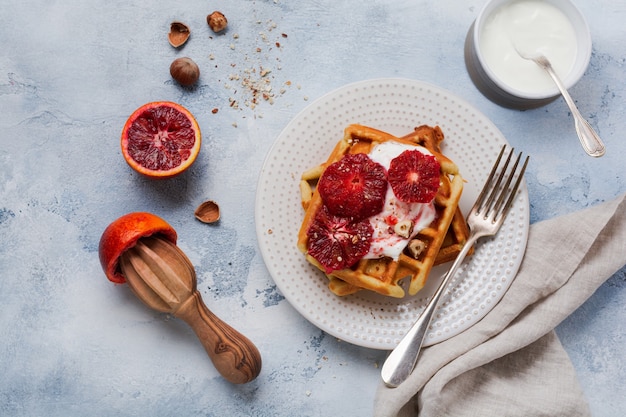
[
  {"xmin": 98, "ymin": 212, "xmax": 177, "ymax": 284},
  {"xmin": 121, "ymin": 101, "xmax": 201, "ymax": 179}
]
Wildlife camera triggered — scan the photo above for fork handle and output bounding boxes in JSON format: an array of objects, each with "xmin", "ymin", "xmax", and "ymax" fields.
[{"xmin": 381, "ymin": 234, "xmax": 479, "ymax": 387}]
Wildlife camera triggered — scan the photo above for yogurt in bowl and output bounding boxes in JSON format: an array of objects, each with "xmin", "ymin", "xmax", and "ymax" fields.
[{"xmin": 465, "ymin": 0, "xmax": 591, "ymax": 109}]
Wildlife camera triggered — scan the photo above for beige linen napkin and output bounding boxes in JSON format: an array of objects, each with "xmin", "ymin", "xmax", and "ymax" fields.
[{"xmin": 374, "ymin": 192, "xmax": 626, "ymax": 417}]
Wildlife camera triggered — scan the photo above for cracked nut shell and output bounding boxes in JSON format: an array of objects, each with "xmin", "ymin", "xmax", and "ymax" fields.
[
  {"xmin": 170, "ymin": 57, "xmax": 200, "ymax": 86},
  {"xmin": 168, "ymin": 22, "xmax": 190, "ymax": 47},
  {"xmin": 195, "ymin": 200, "xmax": 220, "ymax": 223}
]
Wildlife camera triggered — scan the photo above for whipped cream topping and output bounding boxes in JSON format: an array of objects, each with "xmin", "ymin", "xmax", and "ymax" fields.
[{"xmin": 363, "ymin": 141, "xmax": 436, "ymax": 260}]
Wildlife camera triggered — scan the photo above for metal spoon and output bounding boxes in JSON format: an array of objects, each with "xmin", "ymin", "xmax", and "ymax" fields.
[{"xmin": 521, "ymin": 53, "xmax": 605, "ymax": 157}]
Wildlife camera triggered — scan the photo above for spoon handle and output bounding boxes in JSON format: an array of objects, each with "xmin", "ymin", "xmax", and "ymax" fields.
[
  {"xmin": 540, "ymin": 60, "xmax": 606, "ymax": 157},
  {"xmin": 175, "ymin": 291, "xmax": 262, "ymax": 384}
]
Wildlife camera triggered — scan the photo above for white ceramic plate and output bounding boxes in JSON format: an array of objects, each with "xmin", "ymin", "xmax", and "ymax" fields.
[{"xmin": 255, "ymin": 78, "xmax": 529, "ymax": 350}]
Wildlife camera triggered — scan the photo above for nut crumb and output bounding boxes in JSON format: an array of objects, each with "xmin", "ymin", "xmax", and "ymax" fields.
[{"xmin": 215, "ymin": 18, "xmax": 293, "ymax": 113}]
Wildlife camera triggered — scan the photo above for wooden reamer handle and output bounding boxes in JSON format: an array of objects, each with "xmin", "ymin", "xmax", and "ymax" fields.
[{"xmin": 174, "ymin": 291, "xmax": 262, "ymax": 384}]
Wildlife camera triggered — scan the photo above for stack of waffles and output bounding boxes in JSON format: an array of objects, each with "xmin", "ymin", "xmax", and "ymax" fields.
[{"xmin": 297, "ymin": 124, "xmax": 472, "ymax": 298}]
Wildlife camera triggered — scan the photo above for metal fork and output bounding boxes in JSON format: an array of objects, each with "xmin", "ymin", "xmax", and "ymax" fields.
[{"xmin": 381, "ymin": 146, "xmax": 529, "ymax": 388}]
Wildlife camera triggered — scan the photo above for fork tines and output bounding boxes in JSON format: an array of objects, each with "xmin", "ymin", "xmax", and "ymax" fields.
[{"xmin": 475, "ymin": 146, "xmax": 529, "ymax": 223}]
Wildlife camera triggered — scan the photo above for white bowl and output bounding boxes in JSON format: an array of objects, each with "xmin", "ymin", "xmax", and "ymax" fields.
[{"xmin": 465, "ymin": 0, "xmax": 592, "ymax": 109}]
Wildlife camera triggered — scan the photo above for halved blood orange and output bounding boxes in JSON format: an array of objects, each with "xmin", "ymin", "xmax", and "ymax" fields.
[
  {"xmin": 121, "ymin": 101, "xmax": 201, "ymax": 178},
  {"xmin": 99, "ymin": 212, "xmax": 177, "ymax": 284}
]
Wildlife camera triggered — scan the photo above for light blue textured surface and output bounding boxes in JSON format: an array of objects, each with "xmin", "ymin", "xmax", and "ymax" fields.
[{"xmin": 1, "ymin": 1, "xmax": 624, "ymax": 416}]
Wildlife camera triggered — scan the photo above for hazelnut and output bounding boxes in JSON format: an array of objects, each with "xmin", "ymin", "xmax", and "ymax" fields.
[
  {"xmin": 207, "ymin": 11, "xmax": 228, "ymax": 33},
  {"xmin": 170, "ymin": 57, "xmax": 200, "ymax": 86},
  {"xmin": 407, "ymin": 239, "xmax": 426, "ymax": 259},
  {"xmin": 168, "ymin": 22, "xmax": 190, "ymax": 48},
  {"xmin": 394, "ymin": 220, "xmax": 414, "ymax": 238}
]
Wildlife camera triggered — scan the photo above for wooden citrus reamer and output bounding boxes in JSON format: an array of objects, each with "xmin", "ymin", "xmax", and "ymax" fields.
[{"xmin": 118, "ymin": 235, "xmax": 261, "ymax": 384}]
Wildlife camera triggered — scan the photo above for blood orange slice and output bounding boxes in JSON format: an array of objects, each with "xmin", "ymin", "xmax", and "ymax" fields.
[
  {"xmin": 307, "ymin": 206, "xmax": 373, "ymax": 273},
  {"xmin": 99, "ymin": 212, "xmax": 177, "ymax": 284},
  {"xmin": 318, "ymin": 153, "xmax": 387, "ymax": 220},
  {"xmin": 388, "ymin": 150, "xmax": 440, "ymax": 203},
  {"xmin": 121, "ymin": 101, "xmax": 201, "ymax": 178}
]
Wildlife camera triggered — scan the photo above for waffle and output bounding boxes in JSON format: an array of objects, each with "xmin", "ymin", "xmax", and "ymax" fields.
[{"xmin": 297, "ymin": 124, "xmax": 471, "ymax": 298}]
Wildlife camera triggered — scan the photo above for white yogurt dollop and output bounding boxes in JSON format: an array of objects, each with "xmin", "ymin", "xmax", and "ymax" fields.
[
  {"xmin": 364, "ymin": 141, "xmax": 436, "ymax": 260},
  {"xmin": 479, "ymin": 0, "xmax": 578, "ymax": 94}
]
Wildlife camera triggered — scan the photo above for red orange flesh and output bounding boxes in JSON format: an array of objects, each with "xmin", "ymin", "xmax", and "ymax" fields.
[{"xmin": 121, "ymin": 101, "xmax": 201, "ymax": 178}]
